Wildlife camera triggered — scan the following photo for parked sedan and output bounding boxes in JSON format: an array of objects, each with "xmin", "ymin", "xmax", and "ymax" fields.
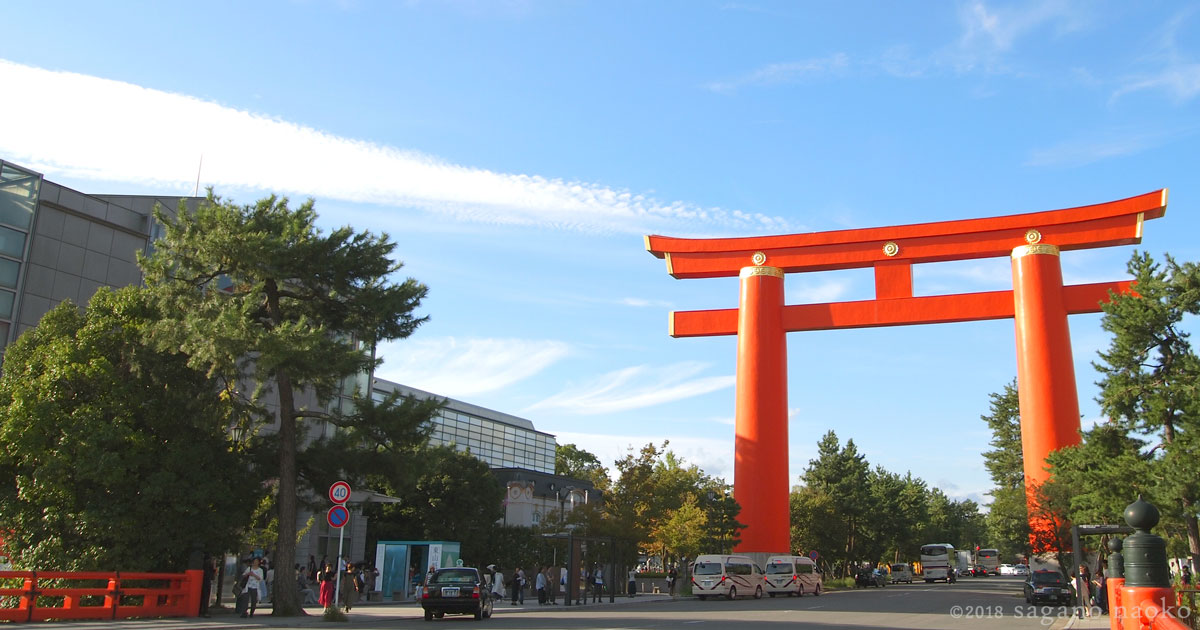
[
  {"xmin": 422, "ymin": 567, "xmax": 493, "ymax": 621},
  {"xmin": 855, "ymin": 568, "xmax": 887, "ymax": 588},
  {"xmin": 1023, "ymin": 570, "xmax": 1074, "ymax": 606}
]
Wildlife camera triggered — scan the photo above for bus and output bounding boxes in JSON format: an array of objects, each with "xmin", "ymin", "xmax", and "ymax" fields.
[
  {"xmin": 977, "ymin": 548, "xmax": 1000, "ymax": 575},
  {"xmin": 920, "ymin": 543, "xmax": 957, "ymax": 583}
]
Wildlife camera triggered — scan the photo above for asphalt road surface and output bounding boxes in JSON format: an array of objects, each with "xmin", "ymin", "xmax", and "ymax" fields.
[{"xmin": 52, "ymin": 576, "xmax": 1086, "ymax": 630}]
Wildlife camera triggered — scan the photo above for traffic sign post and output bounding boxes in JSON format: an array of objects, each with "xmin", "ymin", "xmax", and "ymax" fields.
[{"xmin": 328, "ymin": 482, "xmax": 351, "ymax": 609}]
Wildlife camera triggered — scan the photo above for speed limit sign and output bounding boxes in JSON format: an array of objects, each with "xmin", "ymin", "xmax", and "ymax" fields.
[{"xmin": 329, "ymin": 481, "xmax": 352, "ymax": 504}]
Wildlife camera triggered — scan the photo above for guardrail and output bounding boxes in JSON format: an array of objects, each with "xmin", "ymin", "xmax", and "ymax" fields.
[{"xmin": 0, "ymin": 570, "xmax": 202, "ymax": 622}]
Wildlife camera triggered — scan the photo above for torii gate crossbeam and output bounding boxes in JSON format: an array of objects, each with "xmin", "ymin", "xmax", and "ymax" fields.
[{"xmin": 645, "ymin": 190, "xmax": 1167, "ymax": 554}]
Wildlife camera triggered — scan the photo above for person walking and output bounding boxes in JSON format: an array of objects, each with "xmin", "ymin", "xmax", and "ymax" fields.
[
  {"xmin": 536, "ymin": 565, "xmax": 548, "ymax": 605},
  {"xmin": 341, "ymin": 562, "xmax": 360, "ymax": 612},
  {"xmin": 591, "ymin": 564, "xmax": 603, "ymax": 603},
  {"xmin": 548, "ymin": 565, "xmax": 560, "ymax": 604},
  {"xmin": 576, "ymin": 566, "xmax": 587, "ymax": 605},
  {"xmin": 318, "ymin": 563, "xmax": 336, "ymax": 608},
  {"xmin": 668, "ymin": 564, "xmax": 678, "ymax": 596},
  {"xmin": 627, "ymin": 566, "xmax": 637, "ymax": 598},
  {"xmin": 510, "ymin": 566, "xmax": 523, "ymax": 605},
  {"xmin": 490, "ymin": 565, "xmax": 505, "ymax": 602},
  {"xmin": 1183, "ymin": 565, "xmax": 1193, "ymax": 586},
  {"xmin": 236, "ymin": 557, "xmax": 265, "ymax": 618}
]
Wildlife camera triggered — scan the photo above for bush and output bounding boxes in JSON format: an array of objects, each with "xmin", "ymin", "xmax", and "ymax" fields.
[
  {"xmin": 322, "ymin": 607, "xmax": 348, "ymax": 622},
  {"xmin": 824, "ymin": 577, "xmax": 856, "ymax": 589}
]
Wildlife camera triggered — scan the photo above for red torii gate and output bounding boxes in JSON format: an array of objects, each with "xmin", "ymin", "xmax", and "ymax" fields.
[{"xmin": 645, "ymin": 190, "xmax": 1167, "ymax": 554}]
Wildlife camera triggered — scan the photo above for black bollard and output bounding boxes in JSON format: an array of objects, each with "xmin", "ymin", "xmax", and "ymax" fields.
[
  {"xmin": 1106, "ymin": 537, "xmax": 1124, "ymax": 580},
  {"xmin": 1121, "ymin": 496, "xmax": 1171, "ymax": 588}
]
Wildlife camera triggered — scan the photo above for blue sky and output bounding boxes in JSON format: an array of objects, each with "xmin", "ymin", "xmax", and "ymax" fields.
[{"xmin": 3, "ymin": 1, "xmax": 1199, "ymax": 506}]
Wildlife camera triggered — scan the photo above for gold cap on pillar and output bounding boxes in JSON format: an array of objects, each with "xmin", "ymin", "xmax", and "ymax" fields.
[
  {"xmin": 1012, "ymin": 243, "xmax": 1060, "ymax": 258},
  {"xmin": 740, "ymin": 266, "xmax": 784, "ymax": 278}
]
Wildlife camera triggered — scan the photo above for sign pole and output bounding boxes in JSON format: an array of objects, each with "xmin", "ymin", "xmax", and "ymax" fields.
[{"xmin": 334, "ymin": 525, "xmax": 345, "ymax": 609}]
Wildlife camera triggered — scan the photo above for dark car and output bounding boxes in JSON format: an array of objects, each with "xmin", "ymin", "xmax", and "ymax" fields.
[
  {"xmin": 422, "ymin": 567, "xmax": 493, "ymax": 621},
  {"xmin": 971, "ymin": 565, "xmax": 989, "ymax": 577},
  {"xmin": 1023, "ymin": 570, "xmax": 1074, "ymax": 606},
  {"xmin": 855, "ymin": 568, "xmax": 887, "ymax": 588}
]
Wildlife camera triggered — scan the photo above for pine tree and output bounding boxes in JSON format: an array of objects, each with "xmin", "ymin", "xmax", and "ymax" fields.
[
  {"xmin": 139, "ymin": 193, "xmax": 429, "ymax": 615},
  {"xmin": 1094, "ymin": 251, "xmax": 1200, "ymax": 574}
]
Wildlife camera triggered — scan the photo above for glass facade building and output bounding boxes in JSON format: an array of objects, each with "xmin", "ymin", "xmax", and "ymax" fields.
[{"xmin": 372, "ymin": 378, "xmax": 557, "ymax": 474}]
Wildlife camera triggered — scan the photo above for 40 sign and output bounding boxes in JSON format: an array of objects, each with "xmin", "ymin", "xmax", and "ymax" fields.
[
  {"xmin": 329, "ymin": 481, "xmax": 352, "ymax": 504},
  {"xmin": 327, "ymin": 505, "xmax": 350, "ymax": 529}
]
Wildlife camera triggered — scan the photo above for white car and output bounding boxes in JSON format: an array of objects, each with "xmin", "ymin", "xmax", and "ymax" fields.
[
  {"xmin": 999, "ymin": 564, "xmax": 1015, "ymax": 576},
  {"xmin": 1014, "ymin": 565, "xmax": 1029, "ymax": 576}
]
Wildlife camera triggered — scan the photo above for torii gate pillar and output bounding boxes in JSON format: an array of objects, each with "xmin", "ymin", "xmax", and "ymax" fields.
[
  {"xmin": 1011, "ymin": 244, "xmax": 1083, "ymax": 514},
  {"xmin": 734, "ymin": 266, "xmax": 790, "ymax": 553}
]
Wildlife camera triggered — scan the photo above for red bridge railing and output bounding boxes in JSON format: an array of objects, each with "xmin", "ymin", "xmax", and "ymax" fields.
[{"xmin": 0, "ymin": 570, "xmax": 202, "ymax": 622}]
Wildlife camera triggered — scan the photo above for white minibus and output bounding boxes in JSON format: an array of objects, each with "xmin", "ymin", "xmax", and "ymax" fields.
[
  {"xmin": 889, "ymin": 563, "xmax": 914, "ymax": 584},
  {"xmin": 920, "ymin": 543, "xmax": 957, "ymax": 583},
  {"xmin": 763, "ymin": 555, "xmax": 823, "ymax": 597},
  {"xmin": 690, "ymin": 555, "xmax": 765, "ymax": 600}
]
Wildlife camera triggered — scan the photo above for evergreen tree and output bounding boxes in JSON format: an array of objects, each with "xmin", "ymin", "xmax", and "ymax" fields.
[
  {"xmin": 804, "ymin": 431, "xmax": 872, "ymax": 570},
  {"xmin": 0, "ymin": 289, "xmax": 257, "ymax": 570},
  {"xmin": 139, "ymin": 192, "xmax": 429, "ymax": 615},
  {"xmin": 1094, "ymin": 252, "xmax": 1200, "ymax": 573},
  {"xmin": 979, "ymin": 380, "xmax": 1031, "ymax": 559}
]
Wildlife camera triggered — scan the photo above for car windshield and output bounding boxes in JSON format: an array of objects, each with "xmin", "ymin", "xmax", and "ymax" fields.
[
  {"xmin": 766, "ymin": 563, "xmax": 793, "ymax": 574},
  {"xmin": 1032, "ymin": 573, "xmax": 1066, "ymax": 585},
  {"xmin": 890, "ymin": 565, "xmax": 906, "ymax": 572},
  {"xmin": 921, "ymin": 546, "xmax": 948, "ymax": 556},
  {"xmin": 431, "ymin": 569, "xmax": 478, "ymax": 584},
  {"xmin": 694, "ymin": 562, "xmax": 722, "ymax": 575}
]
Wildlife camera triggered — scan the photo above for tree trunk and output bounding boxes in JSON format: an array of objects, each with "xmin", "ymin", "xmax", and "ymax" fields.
[
  {"xmin": 1183, "ymin": 503, "xmax": 1200, "ymax": 575},
  {"xmin": 271, "ymin": 369, "xmax": 302, "ymax": 616}
]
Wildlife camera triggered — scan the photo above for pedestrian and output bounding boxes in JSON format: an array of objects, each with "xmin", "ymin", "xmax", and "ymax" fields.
[
  {"xmin": 308, "ymin": 555, "xmax": 318, "ymax": 582},
  {"xmin": 1095, "ymin": 568, "xmax": 1108, "ymax": 614},
  {"xmin": 668, "ymin": 564, "xmax": 678, "ymax": 596},
  {"xmin": 490, "ymin": 565, "xmax": 505, "ymax": 602},
  {"xmin": 1183, "ymin": 565, "xmax": 1193, "ymax": 586},
  {"xmin": 341, "ymin": 562, "xmax": 360, "ymax": 612},
  {"xmin": 1079, "ymin": 564, "xmax": 1092, "ymax": 606},
  {"xmin": 627, "ymin": 566, "xmax": 637, "ymax": 598},
  {"xmin": 536, "ymin": 565, "xmax": 548, "ymax": 605},
  {"xmin": 297, "ymin": 565, "xmax": 319, "ymax": 606},
  {"xmin": 318, "ymin": 563, "xmax": 336, "ymax": 608},
  {"xmin": 236, "ymin": 557, "xmax": 265, "ymax": 618},
  {"xmin": 591, "ymin": 564, "xmax": 603, "ymax": 603},
  {"xmin": 516, "ymin": 566, "xmax": 526, "ymax": 604}
]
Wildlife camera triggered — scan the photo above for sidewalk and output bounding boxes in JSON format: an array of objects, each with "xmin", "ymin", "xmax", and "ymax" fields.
[
  {"xmin": 1055, "ymin": 611, "xmax": 1111, "ymax": 630},
  {"xmin": 29, "ymin": 593, "xmax": 679, "ymax": 630}
]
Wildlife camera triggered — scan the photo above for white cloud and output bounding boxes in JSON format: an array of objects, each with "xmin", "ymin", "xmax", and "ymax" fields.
[
  {"xmin": 1112, "ymin": 10, "xmax": 1200, "ymax": 104},
  {"xmin": 526, "ymin": 361, "xmax": 734, "ymax": 415},
  {"xmin": 704, "ymin": 54, "xmax": 850, "ymax": 93},
  {"xmin": 0, "ymin": 59, "xmax": 786, "ymax": 236},
  {"xmin": 620, "ymin": 297, "xmax": 674, "ymax": 309},
  {"xmin": 374, "ymin": 336, "xmax": 569, "ymax": 397}
]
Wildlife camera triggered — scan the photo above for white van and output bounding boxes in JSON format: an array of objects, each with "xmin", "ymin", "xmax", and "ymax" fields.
[
  {"xmin": 690, "ymin": 555, "xmax": 765, "ymax": 600},
  {"xmin": 889, "ymin": 563, "xmax": 914, "ymax": 584},
  {"xmin": 763, "ymin": 555, "xmax": 823, "ymax": 597}
]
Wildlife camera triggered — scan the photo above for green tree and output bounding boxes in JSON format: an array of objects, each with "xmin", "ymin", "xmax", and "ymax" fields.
[
  {"xmin": 651, "ymin": 494, "xmax": 708, "ymax": 565},
  {"xmin": 979, "ymin": 380, "xmax": 1031, "ymax": 560},
  {"xmin": 555, "ymin": 443, "xmax": 611, "ymax": 491},
  {"xmin": 139, "ymin": 193, "xmax": 429, "ymax": 615},
  {"xmin": 789, "ymin": 485, "xmax": 842, "ymax": 568},
  {"xmin": 0, "ymin": 288, "xmax": 257, "ymax": 570},
  {"xmin": 366, "ymin": 445, "xmax": 504, "ymax": 563},
  {"xmin": 804, "ymin": 431, "xmax": 872, "ymax": 571},
  {"xmin": 1094, "ymin": 252, "xmax": 1200, "ymax": 573}
]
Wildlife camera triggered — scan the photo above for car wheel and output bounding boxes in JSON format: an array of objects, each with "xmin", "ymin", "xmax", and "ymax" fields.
[
  {"xmin": 754, "ymin": 586, "xmax": 763, "ymax": 599},
  {"xmin": 474, "ymin": 605, "xmax": 483, "ymax": 620},
  {"xmin": 424, "ymin": 610, "xmax": 433, "ymax": 621},
  {"xmin": 768, "ymin": 592, "xmax": 776, "ymax": 598},
  {"xmin": 814, "ymin": 584, "xmax": 821, "ymax": 596},
  {"xmin": 728, "ymin": 586, "xmax": 737, "ymax": 600},
  {"xmin": 925, "ymin": 579, "xmax": 933, "ymax": 583},
  {"xmin": 797, "ymin": 585, "xmax": 804, "ymax": 597},
  {"xmin": 435, "ymin": 612, "xmax": 445, "ymax": 619},
  {"xmin": 697, "ymin": 595, "xmax": 706, "ymax": 601}
]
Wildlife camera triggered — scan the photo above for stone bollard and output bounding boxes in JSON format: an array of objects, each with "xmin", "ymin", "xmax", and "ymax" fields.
[
  {"xmin": 1108, "ymin": 536, "xmax": 1124, "ymax": 630},
  {"xmin": 1119, "ymin": 497, "xmax": 1179, "ymax": 630}
]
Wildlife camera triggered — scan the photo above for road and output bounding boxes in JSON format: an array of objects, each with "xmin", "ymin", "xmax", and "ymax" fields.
[{"xmin": 48, "ymin": 576, "xmax": 1087, "ymax": 630}]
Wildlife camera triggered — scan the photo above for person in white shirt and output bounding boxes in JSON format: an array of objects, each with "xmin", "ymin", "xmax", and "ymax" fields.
[
  {"xmin": 237, "ymin": 557, "xmax": 265, "ymax": 618},
  {"xmin": 489, "ymin": 566, "xmax": 505, "ymax": 601}
]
